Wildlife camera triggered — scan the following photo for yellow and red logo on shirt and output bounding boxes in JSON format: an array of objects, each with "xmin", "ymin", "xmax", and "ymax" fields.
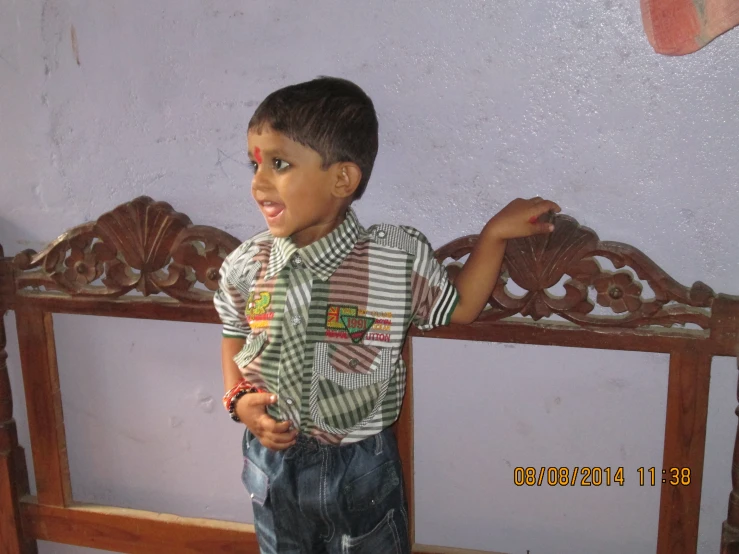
[
  {"xmin": 326, "ymin": 305, "xmax": 356, "ymax": 329},
  {"xmin": 246, "ymin": 291, "xmax": 274, "ymax": 329}
]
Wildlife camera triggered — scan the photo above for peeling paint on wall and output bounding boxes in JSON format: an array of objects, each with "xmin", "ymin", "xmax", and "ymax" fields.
[{"xmin": 70, "ymin": 24, "xmax": 80, "ymax": 65}]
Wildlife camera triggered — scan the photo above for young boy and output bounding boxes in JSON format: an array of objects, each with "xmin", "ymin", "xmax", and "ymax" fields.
[{"xmin": 214, "ymin": 76, "xmax": 559, "ymax": 553}]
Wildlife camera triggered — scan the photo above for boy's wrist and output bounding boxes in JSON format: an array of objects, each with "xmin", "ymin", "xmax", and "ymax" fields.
[
  {"xmin": 480, "ymin": 220, "xmax": 509, "ymax": 243},
  {"xmin": 228, "ymin": 389, "xmax": 252, "ymax": 422}
]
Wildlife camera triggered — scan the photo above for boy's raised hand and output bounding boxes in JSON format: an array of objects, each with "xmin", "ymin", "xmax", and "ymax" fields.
[
  {"xmin": 484, "ymin": 197, "xmax": 561, "ymax": 240},
  {"xmin": 449, "ymin": 196, "xmax": 561, "ymax": 324},
  {"xmin": 235, "ymin": 392, "xmax": 298, "ymax": 450}
]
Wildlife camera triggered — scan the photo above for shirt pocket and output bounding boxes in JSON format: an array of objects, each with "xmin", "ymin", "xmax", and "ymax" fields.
[
  {"xmin": 310, "ymin": 342, "xmax": 396, "ymax": 435},
  {"xmin": 232, "ymin": 332, "xmax": 268, "ymax": 369}
]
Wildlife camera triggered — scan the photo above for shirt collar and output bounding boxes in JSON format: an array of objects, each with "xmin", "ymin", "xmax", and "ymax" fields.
[{"xmin": 265, "ymin": 208, "xmax": 362, "ymax": 281}]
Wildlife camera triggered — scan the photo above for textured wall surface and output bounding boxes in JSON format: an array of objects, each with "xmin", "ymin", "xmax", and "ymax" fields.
[{"xmin": 1, "ymin": 1, "xmax": 737, "ymax": 553}]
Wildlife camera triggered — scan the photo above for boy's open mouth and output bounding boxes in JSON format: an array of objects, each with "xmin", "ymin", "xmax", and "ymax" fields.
[{"xmin": 259, "ymin": 201, "xmax": 285, "ymax": 221}]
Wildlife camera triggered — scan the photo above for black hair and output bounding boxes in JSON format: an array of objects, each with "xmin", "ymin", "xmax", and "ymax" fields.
[{"xmin": 248, "ymin": 76, "xmax": 378, "ymax": 200}]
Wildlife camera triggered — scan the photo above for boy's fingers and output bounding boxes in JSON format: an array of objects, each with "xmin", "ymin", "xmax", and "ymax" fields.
[
  {"xmin": 262, "ymin": 427, "xmax": 298, "ymax": 449},
  {"xmin": 265, "ymin": 438, "xmax": 296, "ymax": 451},
  {"xmin": 248, "ymin": 392, "xmax": 278, "ymax": 407},
  {"xmin": 259, "ymin": 437, "xmax": 282, "ymax": 450},
  {"xmin": 266, "ymin": 432, "xmax": 296, "ymax": 445},
  {"xmin": 253, "ymin": 417, "xmax": 298, "ymax": 449},
  {"xmin": 259, "ymin": 417, "xmax": 298, "ymax": 438},
  {"xmin": 528, "ymin": 201, "xmax": 562, "ymax": 224},
  {"xmin": 541, "ymin": 200, "xmax": 561, "ymax": 213},
  {"xmin": 270, "ymin": 420, "xmax": 294, "ymax": 434},
  {"xmin": 531, "ymin": 200, "xmax": 560, "ymax": 214},
  {"xmin": 533, "ymin": 222, "xmax": 555, "ymax": 234}
]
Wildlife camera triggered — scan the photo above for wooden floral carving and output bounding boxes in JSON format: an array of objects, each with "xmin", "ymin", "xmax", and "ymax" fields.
[
  {"xmin": 14, "ymin": 197, "xmax": 241, "ymax": 303},
  {"xmin": 436, "ymin": 212, "xmax": 715, "ymax": 329},
  {"xmin": 11, "ymin": 199, "xmax": 718, "ymax": 324}
]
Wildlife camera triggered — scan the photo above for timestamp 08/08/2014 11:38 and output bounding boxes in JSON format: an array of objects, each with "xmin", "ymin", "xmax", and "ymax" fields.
[{"xmin": 513, "ymin": 466, "xmax": 692, "ymax": 487}]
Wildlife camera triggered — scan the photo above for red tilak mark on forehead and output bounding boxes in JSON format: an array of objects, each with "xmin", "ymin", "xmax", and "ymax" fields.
[{"xmin": 254, "ymin": 147, "xmax": 263, "ymax": 164}]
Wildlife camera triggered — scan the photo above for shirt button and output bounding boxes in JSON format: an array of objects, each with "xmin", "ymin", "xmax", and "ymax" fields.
[
  {"xmin": 377, "ymin": 230, "xmax": 386, "ymax": 238},
  {"xmin": 286, "ymin": 398, "xmax": 294, "ymax": 405},
  {"xmin": 250, "ymin": 493, "xmax": 255, "ymax": 499},
  {"xmin": 292, "ymin": 315, "xmax": 303, "ymax": 326},
  {"xmin": 292, "ymin": 255, "xmax": 303, "ymax": 266},
  {"xmin": 349, "ymin": 358, "xmax": 358, "ymax": 369}
]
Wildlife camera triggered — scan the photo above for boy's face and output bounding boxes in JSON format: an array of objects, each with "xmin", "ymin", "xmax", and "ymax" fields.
[{"xmin": 247, "ymin": 126, "xmax": 347, "ymax": 247}]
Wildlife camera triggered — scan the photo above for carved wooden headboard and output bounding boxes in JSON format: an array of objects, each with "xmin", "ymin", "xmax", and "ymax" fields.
[{"xmin": 1, "ymin": 196, "xmax": 737, "ymax": 554}]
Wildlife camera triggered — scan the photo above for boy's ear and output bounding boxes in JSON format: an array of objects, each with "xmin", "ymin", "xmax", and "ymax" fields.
[{"xmin": 333, "ymin": 162, "xmax": 362, "ymax": 200}]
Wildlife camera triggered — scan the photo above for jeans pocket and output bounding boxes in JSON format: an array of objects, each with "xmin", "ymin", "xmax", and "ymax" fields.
[
  {"xmin": 241, "ymin": 427, "xmax": 254, "ymax": 455},
  {"xmin": 343, "ymin": 460, "xmax": 400, "ymax": 513},
  {"xmin": 241, "ymin": 456, "xmax": 270, "ymax": 507},
  {"xmin": 341, "ymin": 509, "xmax": 402, "ymax": 554}
]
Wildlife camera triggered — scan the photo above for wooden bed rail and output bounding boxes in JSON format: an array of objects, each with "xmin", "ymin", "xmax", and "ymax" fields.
[{"xmin": 1, "ymin": 196, "xmax": 738, "ymax": 554}]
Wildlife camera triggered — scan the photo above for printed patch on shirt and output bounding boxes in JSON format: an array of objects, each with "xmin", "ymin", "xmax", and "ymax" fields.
[
  {"xmin": 246, "ymin": 291, "xmax": 274, "ymax": 329},
  {"xmin": 360, "ymin": 309, "xmax": 393, "ymax": 343},
  {"xmin": 340, "ymin": 314, "xmax": 375, "ymax": 344},
  {"xmin": 325, "ymin": 306, "xmax": 393, "ymax": 343},
  {"xmin": 326, "ymin": 305, "xmax": 357, "ymax": 330},
  {"xmin": 326, "ymin": 305, "xmax": 374, "ymax": 343}
]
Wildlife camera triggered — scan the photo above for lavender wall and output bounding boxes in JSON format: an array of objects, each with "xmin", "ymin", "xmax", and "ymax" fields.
[{"xmin": 1, "ymin": 1, "xmax": 737, "ymax": 553}]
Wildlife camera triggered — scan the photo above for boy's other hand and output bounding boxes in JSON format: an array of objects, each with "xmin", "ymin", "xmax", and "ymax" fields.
[
  {"xmin": 483, "ymin": 197, "xmax": 561, "ymax": 241},
  {"xmin": 236, "ymin": 392, "xmax": 298, "ymax": 450}
]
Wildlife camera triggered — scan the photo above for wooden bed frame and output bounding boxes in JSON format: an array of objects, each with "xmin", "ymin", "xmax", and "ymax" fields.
[{"xmin": 1, "ymin": 196, "xmax": 738, "ymax": 554}]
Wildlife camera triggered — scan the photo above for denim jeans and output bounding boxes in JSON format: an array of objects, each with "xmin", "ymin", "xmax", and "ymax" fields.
[{"xmin": 241, "ymin": 426, "xmax": 410, "ymax": 554}]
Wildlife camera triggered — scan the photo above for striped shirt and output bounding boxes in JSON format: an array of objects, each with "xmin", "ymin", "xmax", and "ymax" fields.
[{"xmin": 214, "ymin": 208, "xmax": 459, "ymax": 444}]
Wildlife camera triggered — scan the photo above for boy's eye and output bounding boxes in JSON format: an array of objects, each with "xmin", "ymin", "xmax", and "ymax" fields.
[
  {"xmin": 249, "ymin": 158, "xmax": 290, "ymax": 174},
  {"xmin": 273, "ymin": 158, "xmax": 290, "ymax": 171}
]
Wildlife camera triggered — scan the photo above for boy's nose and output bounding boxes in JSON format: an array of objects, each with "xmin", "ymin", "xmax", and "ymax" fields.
[{"xmin": 251, "ymin": 169, "xmax": 272, "ymax": 192}]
